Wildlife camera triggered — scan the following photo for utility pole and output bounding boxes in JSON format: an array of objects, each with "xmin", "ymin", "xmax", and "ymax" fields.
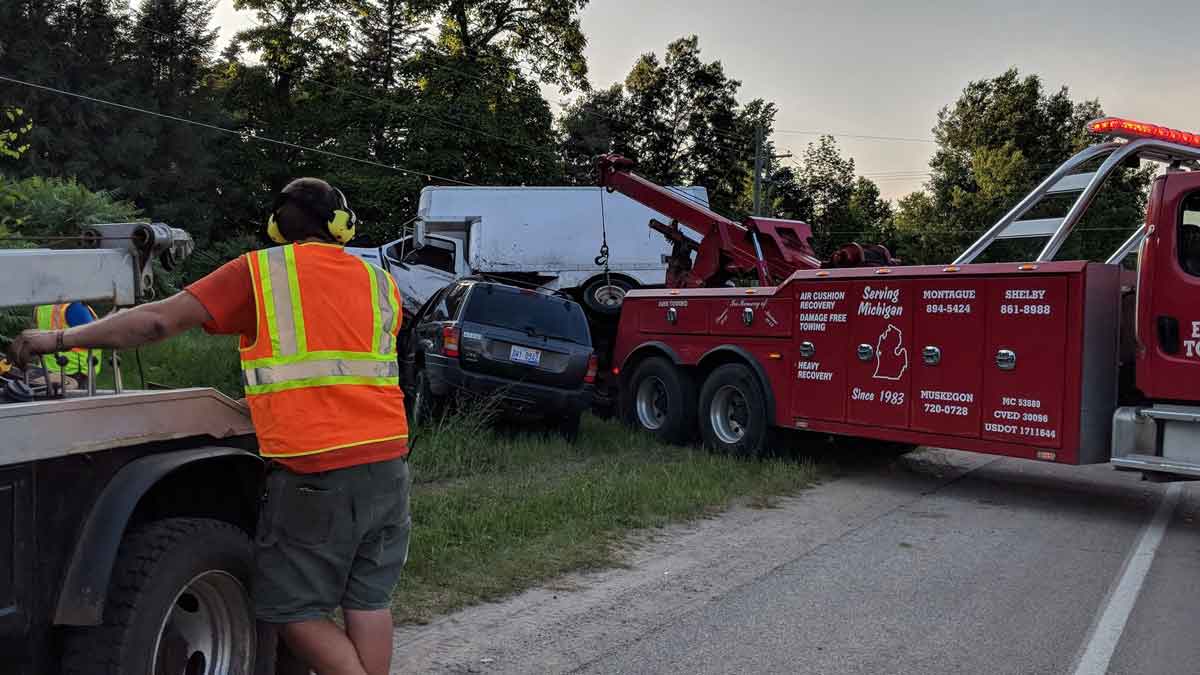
[{"xmin": 752, "ymin": 122, "xmax": 792, "ymax": 217}]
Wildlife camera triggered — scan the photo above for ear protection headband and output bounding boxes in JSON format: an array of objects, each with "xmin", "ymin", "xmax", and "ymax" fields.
[{"xmin": 267, "ymin": 184, "xmax": 358, "ymax": 245}]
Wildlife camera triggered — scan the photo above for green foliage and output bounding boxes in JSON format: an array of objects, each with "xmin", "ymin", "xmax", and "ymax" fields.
[
  {"xmin": 0, "ymin": 108, "xmax": 32, "ymax": 163},
  {"xmin": 560, "ymin": 36, "xmax": 752, "ymax": 216},
  {"xmin": 892, "ymin": 68, "xmax": 1152, "ymax": 264},
  {"xmin": 100, "ymin": 330, "xmax": 242, "ymax": 396},
  {"xmin": 0, "ymin": 176, "xmax": 142, "ymax": 242}
]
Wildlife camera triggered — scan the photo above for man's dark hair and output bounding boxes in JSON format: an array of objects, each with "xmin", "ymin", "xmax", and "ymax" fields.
[{"xmin": 273, "ymin": 177, "xmax": 340, "ymax": 243}]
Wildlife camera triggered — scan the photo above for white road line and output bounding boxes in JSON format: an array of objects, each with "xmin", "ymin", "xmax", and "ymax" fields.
[{"xmin": 1072, "ymin": 482, "xmax": 1183, "ymax": 675}]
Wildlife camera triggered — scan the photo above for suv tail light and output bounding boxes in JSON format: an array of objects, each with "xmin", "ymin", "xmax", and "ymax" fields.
[
  {"xmin": 584, "ymin": 353, "xmax": 599, "ymax": 383},
  {"xmin": 442, "ymin": 325, "xmax": 461, "ymax": 358}
]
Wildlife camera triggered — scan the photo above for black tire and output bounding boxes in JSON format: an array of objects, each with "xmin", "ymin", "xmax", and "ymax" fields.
[
  {"xmin": 581, "ymin": 276, "xmax": 634, "ymax": 316},
  {"xmin": 622, "ymin": 356, "xmax": 696, "ymax": 444},
  {"xmin": 556, "ymin": 410, "xmax": 583, "ymax": 442},
  {"xmin": 409, "ymin": 368, "xmax": 443, "ymax": 426},
  {"xmin": 698, "ymin": 363, "xmax": 770, "ymax": 458},
  {"xmin": 61, "ymin": 517, "xmax": 258, "ymax": 675}
]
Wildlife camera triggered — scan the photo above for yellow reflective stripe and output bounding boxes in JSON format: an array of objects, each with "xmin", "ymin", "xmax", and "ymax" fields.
[
  {"xmin": 283, "ymin": 244, "xmax": 308, "ymax": 353},
  {"xmin": 362, "ymin": 259, "xmax": 383, "ymax": 355},
  {"xmin": 241, "ymin": 350, "xmax": 394, "ymax": 370},
  {"xmin": 244, "ymin": 375, "xmax": 399, "ymax": 396},
  {"xmin": 265, "ymin": 247, "xmax": 299, "ymax": 356},
  {"xmin": 35, "ymin": 305, "xmax": 54, "ymax": 330},
  {"xmin": 385, "ymin": 273, "xmax": 402, "ymax": 334},
  {"xmin": 257, "ymin": 249, "xmax": 282, "ymax": 356},
  {"xmin": 243, "ymin": 358, "xmax": 398, "ymax": 388},
  {"xmin": 261, "ymin": 433, "xmax": 409, "ymax": 458}
]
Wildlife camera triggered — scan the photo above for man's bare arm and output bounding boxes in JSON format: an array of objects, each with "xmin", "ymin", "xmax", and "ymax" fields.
[
  {"xmin": 6, "ymin": 292, "xmax": 213, "ymax": 366},
  {"xmin": 65, "ymin": 292, "xmax": 213, "ymax": 349}
]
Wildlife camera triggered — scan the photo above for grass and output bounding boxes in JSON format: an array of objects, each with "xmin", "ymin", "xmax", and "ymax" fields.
[
  {"xmin": 99, "ymin": 330, "xmax": 826, "ymax": 624},
  {"xmin": 97, "ymin": 329, "xmax": 242, "ymax": 398},
  {"xmin": 396, "ymin": 410, "xmax": 823, "ymax": 624}
]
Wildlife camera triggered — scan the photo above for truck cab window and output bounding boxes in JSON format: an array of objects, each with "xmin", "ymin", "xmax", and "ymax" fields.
[
  {"xmin": 1180, "ymin": 192, "xmax": 1200, "ymax": 277},
  {"xmin": 403, "ymin": 240, "xmax": 456, "ymax": 274}
]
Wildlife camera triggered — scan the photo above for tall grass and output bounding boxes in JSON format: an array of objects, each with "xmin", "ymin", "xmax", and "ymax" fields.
[
  {"xmin": 397, "ymin": 411, "xmax": 822, "ymax": 624},
  {"xmin": 99, "ymin": 329, "xmax": 242, "ymax": 398}
]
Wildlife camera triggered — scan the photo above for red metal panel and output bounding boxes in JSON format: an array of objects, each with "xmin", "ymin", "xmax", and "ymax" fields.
[
  {"xmin": 790, "ymin": 281, "xmax": 853, "ymax": 422},
  {"xmin": 639, "ymin": 297, "xmax": 708, "ymax": 335},
  {"xmin": 911, "ymin": 279, "xmax": 986, "ymax": 437},
  {"xmin": 845, "ymin": 280, "xmax": 913, "ymax": 429},
  {"xmin": 711, "ymin": 297, "xmax": 793, "ymax": 337},
  {"xmin": 982, "ymin": 276, "xmax": 1069, "ymax": 449}
]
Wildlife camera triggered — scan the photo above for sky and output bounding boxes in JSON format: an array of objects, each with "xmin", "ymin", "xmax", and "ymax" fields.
[{"xmin": 212, "ymin": 0, "xmax": 1200, "ymax": 201}]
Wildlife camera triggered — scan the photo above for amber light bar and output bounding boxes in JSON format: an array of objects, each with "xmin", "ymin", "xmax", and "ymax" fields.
[{"xmin": 1088, "ymin": 117, "xmax": 1200, "ymax": 148}]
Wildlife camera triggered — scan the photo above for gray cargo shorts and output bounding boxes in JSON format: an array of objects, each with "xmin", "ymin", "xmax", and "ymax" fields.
[{"xmin": 253, "ymin": 456, "xmax": 411, "ymax": 623}]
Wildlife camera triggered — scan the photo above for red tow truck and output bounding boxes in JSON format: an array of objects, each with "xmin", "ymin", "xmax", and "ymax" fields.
[{"xmin": 606, "ymin": 117, "xmax": 1200, "ymax": 479}]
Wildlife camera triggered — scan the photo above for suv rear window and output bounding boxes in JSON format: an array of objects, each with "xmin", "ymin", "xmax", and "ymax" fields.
[{"xmin": 462, "ymin": 285, "xmax": 591, "ymax": 345}]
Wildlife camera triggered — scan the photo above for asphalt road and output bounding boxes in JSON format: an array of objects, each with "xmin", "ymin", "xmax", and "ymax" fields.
[{"xmin": 392, "ymin": 449, "xmax": 1200, "ymax": 675}]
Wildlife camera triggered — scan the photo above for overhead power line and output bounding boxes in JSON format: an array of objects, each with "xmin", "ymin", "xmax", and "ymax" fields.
[
  {"xmin": 0, "ymin": 73, "xmax": 479, "ymax": 187},
  {"xmin": 775, "ymin": 129, "xmax": 937, "ymax": 144}
]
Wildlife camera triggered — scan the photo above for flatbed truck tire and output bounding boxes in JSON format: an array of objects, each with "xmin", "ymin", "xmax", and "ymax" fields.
[
  {"xmin": 61, "ymin": 517, "xmax": 259, "ymax": 675},
  {"xmin": 699, "ymin": 363, "xmax": 770, "ymax": 458},
  {"xmin": 623, "ymin": 357, "xmax": 697, "ymax": 444}
]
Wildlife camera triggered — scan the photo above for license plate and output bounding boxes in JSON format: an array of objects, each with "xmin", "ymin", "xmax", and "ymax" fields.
[{"xmin": 509, "ymin": 345, "xmax": 542, "ymax": 366}]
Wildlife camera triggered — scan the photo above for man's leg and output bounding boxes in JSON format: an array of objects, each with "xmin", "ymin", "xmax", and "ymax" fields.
[
  {"xmin": 280, "ymin": 619, "xmax": 368, "ymax": 675},
  {"xmin": 344, "ymin": 608, "xmax": 394, "ymax": 675}
]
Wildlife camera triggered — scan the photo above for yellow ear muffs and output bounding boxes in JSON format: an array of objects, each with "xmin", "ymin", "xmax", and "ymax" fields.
[
  {"xmin": 267, "ymin": 212, "xmax": 288, "ymax": 244},
  {"xmin": 327, "ymin": 208, "xmax": 355, "ymax": 244},
  {"xmin": 326, "ymin": 188, "xmax": 357, "ymax": 244}
]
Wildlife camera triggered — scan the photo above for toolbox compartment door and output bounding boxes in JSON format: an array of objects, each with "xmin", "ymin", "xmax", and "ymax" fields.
[
  {"xmin": 910, "ymin": 280, "xmax": 986, "ymax": 437},
  {"xmin": 710, "ymin": 297, "xmax": 793, "ymax": 337},
  {"xmin": 638, "ymin": 297, "xmax": 708, "ymax": 335},
  {"xmin": 845, "ymin": 280, "xmax": 913, "ymax": 430},
  {"xmin": 982, "ymin": 276, "xmax": 1069, "ymax": 449},
  {"xmin": 790, "ymin": 282, "xmax": 853, "ymax": 422}
]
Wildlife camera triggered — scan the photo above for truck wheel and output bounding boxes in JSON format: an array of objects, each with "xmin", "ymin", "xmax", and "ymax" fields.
[
  {"xmin": 581, "ymin": 276, "xmax": 634, "ymax": 316},
  {"xmin": 61, "ymin": 518, "xmax": 257, "ymax": 675},
  {"xmin": 699, "ymin": 363, "xmax": 769, "ymax": 458},
  {"xmin": 624, "ymin": 357, "xmax": 696, "ymax": 444}
]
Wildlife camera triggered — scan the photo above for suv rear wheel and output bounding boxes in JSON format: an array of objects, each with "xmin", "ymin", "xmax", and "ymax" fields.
[
  {"xmin": 409, "ymin": 369, "xmax": 444, "ymax": 426},
  {"xmin": 699, "ymin": 363, "xmax": 770, "ymax": 458},
  {"xmin": 61, "ymin": 517, "xmax": 257, "ymax": 675},
  {"xmin": 623, "ymin": 357, "xmax": 696, "ymax": 444}
]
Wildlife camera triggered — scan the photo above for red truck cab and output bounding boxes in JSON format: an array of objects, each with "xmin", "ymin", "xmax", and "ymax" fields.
[{"xmin": 612, "ymin": 118, "xmax": 1200, "ymax": 479}]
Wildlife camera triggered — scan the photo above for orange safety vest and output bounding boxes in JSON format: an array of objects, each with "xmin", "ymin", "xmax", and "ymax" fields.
[{"xmin": 240, "ymin": 243, "xmax": 408, "ymax": 464}]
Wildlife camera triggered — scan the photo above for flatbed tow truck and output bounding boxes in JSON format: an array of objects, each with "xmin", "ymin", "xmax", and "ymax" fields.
[
  {"xmin": 0, "ymin": 224, "xmax": 268, "ymax": 674},
  {"xmin": 609, "ymin": 117, "xmax": 1200, "ymax": 480}
]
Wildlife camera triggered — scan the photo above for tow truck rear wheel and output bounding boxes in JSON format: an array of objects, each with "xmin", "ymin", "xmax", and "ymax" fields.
[
  {"xmin": 623, "ymin": 356, "xmax": 696, "ymax": 444},
  {"xmin": 61, "ymin": 517, "xmax": 258, "ymax": 675},
  {"xmin": 699, "ymin": 363, "xmax": 769, "ymax": 458}
]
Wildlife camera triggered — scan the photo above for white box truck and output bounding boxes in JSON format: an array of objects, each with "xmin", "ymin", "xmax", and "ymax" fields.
[{"xmin": 347, "ymin": 185, "xmax": 709, "ymax": 318}]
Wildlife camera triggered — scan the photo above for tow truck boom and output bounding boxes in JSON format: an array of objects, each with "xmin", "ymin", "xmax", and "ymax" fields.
[{"xmin": 597, "ymin": 154, "xmax": 822, "ymax": 287}]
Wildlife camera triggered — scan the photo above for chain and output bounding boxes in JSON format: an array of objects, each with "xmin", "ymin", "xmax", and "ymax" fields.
[{"xmin": 595, "ymin": 189, "xmax": 611, "ymax": 289}]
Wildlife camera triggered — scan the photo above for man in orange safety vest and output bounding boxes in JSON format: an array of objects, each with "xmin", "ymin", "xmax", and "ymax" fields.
[{"xmin": 8, "ymin": 178, "xmax": 410, "ymax": 675}]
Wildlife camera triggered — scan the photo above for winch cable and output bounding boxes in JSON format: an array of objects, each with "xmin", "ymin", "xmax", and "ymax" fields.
[{"xmin": 595, "ymin": 188, "xmax": 612, "ymax": 301}]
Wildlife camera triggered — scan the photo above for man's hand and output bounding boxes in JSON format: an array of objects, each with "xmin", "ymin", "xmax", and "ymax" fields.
[{"xmin": 7, "ymin": 330, "xmax": 58, "ymax": 368}]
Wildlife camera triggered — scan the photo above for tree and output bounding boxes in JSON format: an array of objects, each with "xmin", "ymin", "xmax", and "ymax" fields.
[
  {"xmin": 558, "ymin": 36, "xmax": 754, "ymax": 215},
  {"xmin": 892, "ymin": 68, "xmax": 1152, "ymax": 264},
  {"xmin": 122, "ymin": 0, "xmax": 231, "ymax": 242},
  {"xmin": 432, "ymin": 0, "xmax": 589, "ymax": 91}
]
